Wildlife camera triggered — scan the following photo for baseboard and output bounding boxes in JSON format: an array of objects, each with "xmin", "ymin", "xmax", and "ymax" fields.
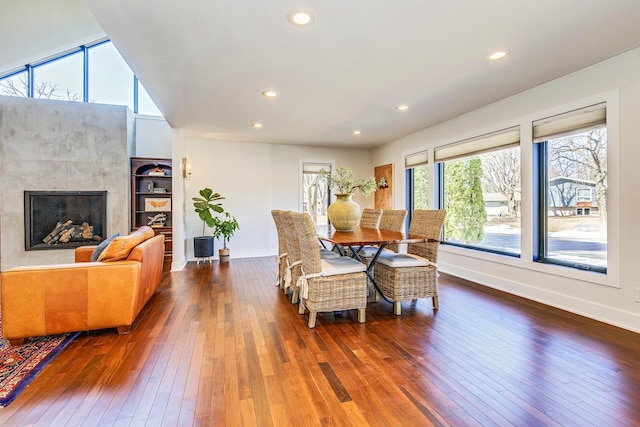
[{"xmin": 440, "ymin": 261, "xmax": 640, "ymax": 334}]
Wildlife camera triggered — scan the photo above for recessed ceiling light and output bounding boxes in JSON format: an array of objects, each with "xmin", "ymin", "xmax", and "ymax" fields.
[
  {"xmin": 488, "ymin": 50, "xmax": 509, "ymax": 61},
  {"xmin": 396, "ymin": 104, "xmax": 409, "ymax": 111},
  {"xmin": 352, "ymin": 130, "xmax": 362, "ymax": 135},
  {"xmin": 262, "ymin": 90, "xmax": 278, "ymax": 98},
  {"xmin": 252, "ymin": 123, "xmax": 263, "ymax": 128},
  {"xmin": 288, "ymin": 9, "xmax": 315, "ymax": 27}
]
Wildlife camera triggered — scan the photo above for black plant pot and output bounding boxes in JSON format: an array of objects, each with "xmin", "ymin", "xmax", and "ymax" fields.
[{"xmin": 194, "ymin": 236, "xmax": 214, "ymax": 258}]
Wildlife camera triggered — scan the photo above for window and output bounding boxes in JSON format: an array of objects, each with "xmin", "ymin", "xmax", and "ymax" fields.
[
  {"xmin": 435, "ymin": 127, "xmax": 521, "ymax": 256},
  {"xmin": 405, "ymin": 151, "xmax": 429, "ymax": 228},
  {"xmin": 533, "ymin": 103, "xmax": 607, "ymax": 272},
  {"xmin": 137, "ymin": 79, "xmax": 163, "ymax": 116},
  {"xmin": 33, "ymin": 51, "xmax": 84, "ymax": 101},
  {"xmin": 0, "ymin": 40, "xmax": 162, "ymax": 116},
  {"xmin": 0, "ymin": 70, "xmax": 28, "ymax": 97},
  {"xmin": 88, "ymin": 42, "xmax": 134, "ymax": 110},
  {"xmin": 302, "ymin": 163, "xmax": 331, "ymax": 226}
]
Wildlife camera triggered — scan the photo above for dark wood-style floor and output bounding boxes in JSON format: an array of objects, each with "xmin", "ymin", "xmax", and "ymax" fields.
[{"xmin": 0, "ymin": 257, "xmax": 639, "ymax": 426}]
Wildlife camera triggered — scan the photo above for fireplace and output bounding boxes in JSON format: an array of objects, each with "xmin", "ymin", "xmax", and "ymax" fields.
[{"xmin": 24, "ymin": 191, "xmax": 107, "ymax": 251}]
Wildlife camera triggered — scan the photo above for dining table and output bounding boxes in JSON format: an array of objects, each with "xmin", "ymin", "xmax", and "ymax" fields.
[{"xmin": 316, "ymin": 225, "xmax": 431, "ymax": 302}]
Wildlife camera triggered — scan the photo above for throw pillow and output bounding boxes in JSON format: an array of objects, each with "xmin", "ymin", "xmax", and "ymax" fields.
[
  {"xmin": 136, "ymin": 225, "xmax": 155, "ymax": 241},
  {"xmin": 90, "ymin": 232, "xmax": 120, "ymax": 262},
  {"xmin": 98, "ymin": 231, "xmax": 147, "ymax": 262}
]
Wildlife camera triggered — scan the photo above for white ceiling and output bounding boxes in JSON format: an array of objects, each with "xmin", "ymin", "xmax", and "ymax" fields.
[{"xmin": 6, "ymin": 1, "xmax": 640, "ymax": 148}]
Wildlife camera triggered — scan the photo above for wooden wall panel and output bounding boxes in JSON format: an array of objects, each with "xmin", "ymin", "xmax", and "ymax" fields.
[{"xmin": 374, "ymin": 164, "xmax": 393, "ymax": 209}]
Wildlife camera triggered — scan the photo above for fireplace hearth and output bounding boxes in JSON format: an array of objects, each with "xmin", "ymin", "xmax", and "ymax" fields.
[{"xmin": 24, "ymin": 191, "xmax": 107, "ymax": 251}]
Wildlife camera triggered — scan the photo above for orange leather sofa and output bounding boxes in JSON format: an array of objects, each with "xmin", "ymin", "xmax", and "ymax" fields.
[{"xmin": 1, "ymin": 226, "xmax": 165, "ymax": 346}]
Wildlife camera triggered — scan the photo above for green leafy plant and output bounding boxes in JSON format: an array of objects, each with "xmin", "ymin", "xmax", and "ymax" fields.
[
  {"xmin": 319, "ymin": 166, "xmax": 387, "ymax": 197},
  {"xmin": 212, "ymin": 212, "xmax": 239, "ymax": 249},
  {"xmin": 192, "ymin": 188, "xmax": 225, "ymax": 236}
]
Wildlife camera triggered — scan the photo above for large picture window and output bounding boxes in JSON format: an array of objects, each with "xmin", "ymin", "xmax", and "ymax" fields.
[
  {"xmin": 435, "ymin": 127, "xmax": 521, "ymax": 256},
  {"xmin": 533, "ymin": 103, "xmax": 607, "ymax": 272}
]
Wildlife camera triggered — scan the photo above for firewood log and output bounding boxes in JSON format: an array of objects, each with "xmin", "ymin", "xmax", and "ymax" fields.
[{"xmin": 43, "ymin": 220, "xmax": 73, "ymax": 244}]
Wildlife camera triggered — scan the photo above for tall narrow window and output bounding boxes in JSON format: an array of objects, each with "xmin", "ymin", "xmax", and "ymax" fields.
[
  {"xmin": 435, "ymin": 127, "xmax": 521, "ymax": 256},
  {"xmin": 405, "ymin": 151, "xmax": 429, "ymax": 228},
  {"xmin": 533, "ymin": 103, "xmax": 607, "ymax": 272},
  {"xmin": 302, "ymin": 163, "xmax": 331, "ymax": 226}
]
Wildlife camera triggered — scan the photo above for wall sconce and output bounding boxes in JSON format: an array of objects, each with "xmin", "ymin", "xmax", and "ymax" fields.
[{"xmin": 182, "ymin": 157, "xmax": 192, "ymax": 181}]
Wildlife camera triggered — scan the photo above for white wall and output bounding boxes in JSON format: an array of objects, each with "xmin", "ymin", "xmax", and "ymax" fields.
[
  {"xmin": 173, "ymin": 135, "xmax": 372, "ymax": 264},
  {"xmin": 372, "ymin": 47, "xmax": 640, "ymax": 333},
  {"xmin": 135, "ymin": 115, "xmax": 172, "ymax": 158}
]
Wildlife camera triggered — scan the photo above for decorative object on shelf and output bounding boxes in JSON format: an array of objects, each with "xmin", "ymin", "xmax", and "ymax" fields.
[
  {"xmin": 145, "ymin": 197, "xmax": 171, "ymax": 212},
  {"xmin": 319, "ymin": 166, "xmax": 387, "ymax": 232},
  {"xmin": 147, "ymin": 181, "xmax": 154, "ymax": 192},
  {"xmin": 148, "ymin": 213, "xmax": 167, "ymax": 227},
  {"xmin": 148, "ymin": 167, "xmax": 166, "ymax": 177},
  {"xmin": 182, "ymin": 157, "xmax": 192, "ymax": 181},
  {"xmin": 212, "ymin": 212, "xmax": 239, "ymax": 261},
  {"xmin": 192, "ymin": 187, "xmax": 225, "ymax": 259},
  {"xmin": 153, "ymin": 187, "xmax": 167, "ymax": 193}
]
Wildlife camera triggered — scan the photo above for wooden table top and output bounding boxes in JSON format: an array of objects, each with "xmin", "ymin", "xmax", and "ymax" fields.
[{"xmin": 316, "ymin": 225, "xmax": 430, "ymax": 246}]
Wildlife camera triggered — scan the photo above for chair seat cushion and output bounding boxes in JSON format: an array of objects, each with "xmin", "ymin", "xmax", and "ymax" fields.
[
  {"xmin": 358, "ymin": 245, "xmax": 394, "ymax": 258},
  {"xmin": 377, "ymin": 252, "xmax": 431, "ymax": 267},
  {"xmin": 320, "ymin": 248, "xmax": 341, "ymax": 259},
  {"xmin": 320, "ymin": 257, "xmax": 366, "ymax": 276}
]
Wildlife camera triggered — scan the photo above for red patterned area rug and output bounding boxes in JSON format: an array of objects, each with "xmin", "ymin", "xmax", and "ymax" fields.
[{"xmin": 0, "ymin": 332, "xmax": 79, "ymax": 407}]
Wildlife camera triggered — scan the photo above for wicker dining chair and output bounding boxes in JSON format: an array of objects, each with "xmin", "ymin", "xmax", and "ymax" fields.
[
  {"xmin": 359, "ymin": 208, "xmax": 382, "ymax": 229},
  {"xmin": 359, "ymin": 209, "xmax": 407, "ymax": 258},
  {"xmin": 271, "ymin": 210, "xmax": 288, "ymax": 289},
  {"xmin": 290, "ymin": 211, "xmax": 368, "ymax": 328},
  {"xmin": 373, "ymin": 209, "xmax": 446, "ymax": 315},
  {"xmin": 281, "ymin": 211, "xmax": 304, "ymax": 303},
  {"xmin": 379, "ymin": 209, "xmax": 407, "ymax": 252}
]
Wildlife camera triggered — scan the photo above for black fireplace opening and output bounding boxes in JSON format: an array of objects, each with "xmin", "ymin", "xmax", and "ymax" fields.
[{"xmin": 25, "ymin": 191, "xmax": 107, "ymax": 251}]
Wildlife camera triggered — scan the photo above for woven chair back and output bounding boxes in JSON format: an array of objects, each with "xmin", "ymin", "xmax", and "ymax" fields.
[
  {"xmin": 359, "ymin": 208, "xmax": 382, "ymax": 229},
  {"xmin": 408, "ymin": 210, "xmax": 446, "ymax": 262},
  {"xmin": 379, "ymin": 209, "xmax": 407, "ymax": 252},
  {"xmin": 290, "ymin": 212, "xmax": 323, "ymax": 274},
  {"xmin": 271, "ymin": 210, "xmax": 287, "ymax": 256},
  {"xmin": 281, "ymin": 211, "xmax": 301, "ymax": 264}
]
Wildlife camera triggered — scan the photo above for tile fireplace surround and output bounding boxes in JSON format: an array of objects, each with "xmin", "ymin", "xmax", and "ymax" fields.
[{"xmin": 0, "ymin": 96, "xmax": 134, "ymax": 270}]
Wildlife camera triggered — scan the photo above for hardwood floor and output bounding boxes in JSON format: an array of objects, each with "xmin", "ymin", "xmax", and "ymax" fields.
[{"xmin": 1, "ymin": 257, "xmax": 639, "ymax": 426}]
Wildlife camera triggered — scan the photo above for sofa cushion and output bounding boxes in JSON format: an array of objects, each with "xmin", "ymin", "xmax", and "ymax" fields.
[
  {"xmin": 90, "ymin": 232, "xmax": 120, "ymax": 262},
  {"xmin": 98, "ymin": 227, "xmax": 154, "ymax": 262}
]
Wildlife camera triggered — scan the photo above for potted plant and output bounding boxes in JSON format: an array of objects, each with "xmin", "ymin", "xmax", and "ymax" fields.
[
  {"xmin": 319, "ymin": 166, "xmax": 386, "ymax": 231},
  {"xmin": 192, "ymin": 188, "xmax": 224, "ymax": 259},
  {"xmin": 212, "ymin": 212, "xmax": 239, "ymax": 261}
]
